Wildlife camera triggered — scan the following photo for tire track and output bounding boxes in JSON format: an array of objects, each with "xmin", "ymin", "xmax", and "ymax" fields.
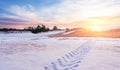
[{"xmin": 41, "ymin": 40, "xmax": 93, "ymax": 70}]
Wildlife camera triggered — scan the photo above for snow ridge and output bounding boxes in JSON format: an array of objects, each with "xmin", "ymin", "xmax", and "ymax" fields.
[{"xmin": 42, "ymin": 40, "xmax": 92, "ymax": 70}]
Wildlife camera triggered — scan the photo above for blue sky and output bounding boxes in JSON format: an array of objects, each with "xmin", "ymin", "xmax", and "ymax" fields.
[
  {"xmin": 0, "ymin": 0, "xmax": 61, "ymax": 28},
  {"xmin": 0, "ymin": 0, "xmax": 60, "ymax": 9},
  {"xmin": 0, "ymin": 0, "xmax": 60, "ymax": 15},
  {"xmin": 0, "ymin": 0, "xmax": 120, "ymax": 29}
]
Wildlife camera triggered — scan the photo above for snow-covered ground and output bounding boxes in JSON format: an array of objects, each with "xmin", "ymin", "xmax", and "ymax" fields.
[
  {"xmin": 78, "ymin": 38, "xmax": 120, "ymax": 70},
  {"xmin": 0, "ymin": 31, "xmax": 120, "ymax": 70}
]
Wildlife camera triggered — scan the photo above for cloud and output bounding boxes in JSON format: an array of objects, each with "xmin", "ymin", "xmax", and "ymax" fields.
[
  {"xmin": 9, "ymin": 5, "xmax": 37, "ymax": 20},
  {"xmin": 0, "ymin": 17, "xmax": 26, "ymax": 22},
  {"xmin": 1, "ymin": 0, "xmax": 120, "ymax": 28},
  {"xmin": 0, "ymin": 17, "xmax": 39, "ymax": 29},
  {"xmin": 39, "ymin": 0, "xmax": 120, "ymax": 22},
  {"xmin": 7, "ymin": 0, "xmax": 120, "ymax": 22},
  {"xmin": 0, "ymin": 17, "xmax": 27, "ymax": 25}
]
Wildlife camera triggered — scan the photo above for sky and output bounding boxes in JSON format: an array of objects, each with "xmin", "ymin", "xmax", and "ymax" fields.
[{"xmin": 0, "ymin": 0, "xmax": 120, "ymax": 30}]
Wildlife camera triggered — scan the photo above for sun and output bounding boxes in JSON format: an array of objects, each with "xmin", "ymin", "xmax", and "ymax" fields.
[
  {"xmin": 85, "ymin": 25, "xmax": 104, "ymax": 31},
  {"xmin": 83, "ymin": 17, "xmax": 110, "ymax": 31},
  {"xmin": 89, "ymin": 26, "xmax": 103, "ymax": 31}
]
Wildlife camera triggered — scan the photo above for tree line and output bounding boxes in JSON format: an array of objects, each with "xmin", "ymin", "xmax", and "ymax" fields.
[
  {"xmin": 0, "ymin": 28, "xmax": 23, "ymax": 31},
  {"xmin": 0, "ymin": 25, "xmax": 60, "ymax": 34},
  {"xmin": 25, "ymin": 25, "xmax": 59, "ymax": 33}
]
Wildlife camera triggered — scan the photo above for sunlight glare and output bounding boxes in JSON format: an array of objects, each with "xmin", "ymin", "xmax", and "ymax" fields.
[{"xmin": 90, "ymin": 26, "xmax": 103, "ymax": 31}]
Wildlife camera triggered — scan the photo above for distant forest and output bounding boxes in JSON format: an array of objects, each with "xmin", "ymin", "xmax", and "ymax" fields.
[{"xmin": 0, "ymin": 25, "xmax": 60, "ymax": 33}]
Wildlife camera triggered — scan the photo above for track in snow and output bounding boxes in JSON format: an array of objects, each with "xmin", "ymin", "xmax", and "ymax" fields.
[{"xmin": 41, "ymin": 40, "xmax": 93, "ymax": 70}]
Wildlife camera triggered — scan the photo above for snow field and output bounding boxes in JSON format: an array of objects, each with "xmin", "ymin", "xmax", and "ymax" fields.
[
  {"xmin": 0, "ymin": 31, "xmax": 120, "ymax": 70},
  {"xmin": 42, "ymin": 40, "xmax": 92, "ymax": 70}
]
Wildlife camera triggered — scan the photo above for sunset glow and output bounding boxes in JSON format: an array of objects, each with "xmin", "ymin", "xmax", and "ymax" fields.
[
  {"xmin": 88, "ymin": 26, "xmax": 104, "ymax": 31},
  {"xmin": 82, "ymin": 18, "xmax": 110, "ymax": 31},
  {"xmin": 0, "ymin": 0, "xmax": 120, "ymax": 29}
]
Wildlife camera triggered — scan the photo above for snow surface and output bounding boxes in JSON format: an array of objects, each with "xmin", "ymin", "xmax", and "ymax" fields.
[
  {"xmin": 62, "ymin": 30, "xmax": 74, "ymax": 35},
  {"xmin": 0, "ymin": 31, "xmax": 120, "ymax": 70},
  {"xmin": 78, "ymin": 38, "xmax": 120, "ymax": 70}
]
